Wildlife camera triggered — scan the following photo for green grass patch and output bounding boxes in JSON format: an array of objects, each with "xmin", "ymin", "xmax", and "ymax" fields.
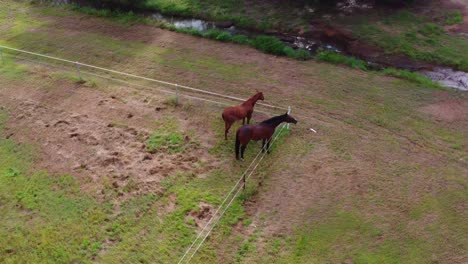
[
  {"xmin": 349, "ymin": 10, "xmax": 468, "ymax": 71},
  {"xmin": 316, "ymin": 50, "xmax": 368, "ymax": 71},
  {"xmin": 0, "ymin": 112, "xmax": 112, "ymax": 263},
  {"xmin": 382, "ymin": 68, "xmax": 442, "ymax": 89},
  {"xmin": 445, "ymin": 10, "xmax": 463, "ymax": 26},
  {"xmin": 147, "ymin": 130, "xmax": 184, "ymax": 153},
  {"xmin": 251, "ymin": 35, "xmax": 287, "ymax": 56},
  {"xmin": 68, "ymin": 4, "xmax": 149, "ymax": 25},
  {"xmin": 146, "ymin": 117, "xmax": 186, "ymax": 153},
  {"xmin": 0, "ymin": 60, "xmax": 28, "ymax": 80},
  {"xmin": 231, "ymin": 34, "xmax": 251, "ymax": 45}
]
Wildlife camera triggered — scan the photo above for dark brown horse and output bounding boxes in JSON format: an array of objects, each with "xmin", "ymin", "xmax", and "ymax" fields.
[
  {"xmin": 235, "ymin": 113, "xmax": 297, "ymax": 160},
  {"xmin": 222, "ymin": 92, "xmax": 264, "ymax": 140}
]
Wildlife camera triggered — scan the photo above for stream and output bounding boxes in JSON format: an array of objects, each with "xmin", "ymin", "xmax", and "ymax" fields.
[
  {"xmin": 49, "ymin": 0, "xmax": 468, "ymax": 91},
  {"xmin": 150, "ymin": 12, "xmax": 468, "ymax": 91}
]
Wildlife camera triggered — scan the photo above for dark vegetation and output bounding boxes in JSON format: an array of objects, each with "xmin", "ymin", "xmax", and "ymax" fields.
[
  {"xmin": 347, "ymin": 10, "xmax": 468, "ymax": 71},
  {"xmin": 62, "ymin": 3, "xmax": 444, "ymax": 89}
]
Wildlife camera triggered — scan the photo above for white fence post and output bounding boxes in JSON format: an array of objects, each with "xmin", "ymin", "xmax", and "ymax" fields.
[
  {"xmin": 175, "ymin": 84, "xmax": 179, "ymax": 106},
  {"xmin": 287, "ymin": 106, "xmax": 291, "ymax": 129},
  {"xmin": 75, "ymin": 62, "xmax": 82, "ymax": 80}
]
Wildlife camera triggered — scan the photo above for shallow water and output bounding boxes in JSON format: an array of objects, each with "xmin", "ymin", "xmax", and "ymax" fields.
[
  {"xmin": 422, "ymin": 68, "xmax": 468, "ymax": 91},
  {"xmin": 151, "ymin": 13, "xmax": 216, "ymax": 31}
]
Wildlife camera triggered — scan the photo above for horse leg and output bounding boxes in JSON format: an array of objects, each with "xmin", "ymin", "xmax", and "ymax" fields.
[
  {"xmin": 241, "ymin": 144, "xmax": 247, "ymax": 160},
  {"xmin": 262, "ymin": 139, "xmax": 266, "ymax": 153},
  {"xmin": 247, "ymin": 113, "xmax": 252, "ymax": 124},
  {"xmin": 266, "ymin": 137, "xmax": 272, "ymax": 154},
  {"xmin": 242, "ymin": 117, "xmax": 246, "ymax": 125},
  {"xmin": 225, "ymin": 121, "xmax": 232, "ymax": 140}
]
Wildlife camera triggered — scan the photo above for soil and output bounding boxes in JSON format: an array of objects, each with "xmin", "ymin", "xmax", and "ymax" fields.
[
  {"xmin": 0, "ymin": 72, "xmax": 219, "ymax": 202},
  {"xmin": 419, "ymin": 91, "xmax": 468, "ymax": 122},
  {"xmin": 438, "ymin": 0, "xmax": 468, "ymax": 35},
  {"xmin": 188, "ymin": 202, "xmax": 214, "ymax": 230}
]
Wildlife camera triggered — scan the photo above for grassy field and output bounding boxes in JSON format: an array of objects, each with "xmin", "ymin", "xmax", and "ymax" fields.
[
  {"xmin": 144, "ymin": 0, "xmax": 467, "ymax": 70},
  {"xmin": 1, "ymin": 1, "xmax": 467, "ymax": 263},
  {"xmin": 144, "ymin": 0, "xmax": 312, "ymax": 31},
  {"xmin": 339, "ymin": 10, "xmax": 468, "ymax": 71}
]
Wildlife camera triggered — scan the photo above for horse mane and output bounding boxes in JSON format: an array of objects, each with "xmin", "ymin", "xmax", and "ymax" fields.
[
  {"xmin": 242, "ymin": 92, "xmax": 261, "ymax": 105},
  {"xmin": 260, "ymin": 114, "xmax": 287, "ymax": 125}
]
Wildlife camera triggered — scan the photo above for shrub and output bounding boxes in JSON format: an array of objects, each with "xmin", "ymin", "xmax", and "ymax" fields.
[{"xmin": 251, "ymin": 36, "xmax": 287, "ymax": 56}]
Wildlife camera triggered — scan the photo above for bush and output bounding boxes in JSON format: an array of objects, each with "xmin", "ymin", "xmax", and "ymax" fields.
[
  {"xmin": 251, "ymin": 36, "xmax": 287, "ymax": 56},
  {"xmin": 316, "ymin": 51, "xmax": 368, "ymax": 70}
]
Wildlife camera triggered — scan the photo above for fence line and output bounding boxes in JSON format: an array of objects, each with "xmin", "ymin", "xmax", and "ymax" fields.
[
  {"xmin": 0, "ymin": 45, "xmax": 288, "ymax": 111},
  {"xmin": 2, "ymin": 45, "xmax": 324, "ymax": 128},
  {"xmin": 178, "ymin": 124, "xmax": 287, "ymax": 264},
  {"xmin": 4, "ymin": 49, "xmax": 281, "ymax": 117}
]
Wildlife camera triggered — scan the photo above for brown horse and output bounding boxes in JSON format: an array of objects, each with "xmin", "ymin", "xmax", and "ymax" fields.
[
  {"xmin": 222, "ymin": 92, "xmax": 264, "ymax": 140},
  {"xmin": 235, "ymin": 113, "xmax": 297, "ymax": 160}
]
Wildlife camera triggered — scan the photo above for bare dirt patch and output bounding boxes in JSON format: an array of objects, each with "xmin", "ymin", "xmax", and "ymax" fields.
[
  {"xmin": 187, "ymin": 202, "xmax": 214, "ymax": 230},
  {"xmin": 0, "ymin": 74, "xmax": 218, "ymax": 202},
  {"xmin": 420, "ymin": 98, "xmax": 468, "ymax": 122}
]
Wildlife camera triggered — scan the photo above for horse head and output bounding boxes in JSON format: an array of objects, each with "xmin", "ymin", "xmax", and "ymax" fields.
[
  {"xmin": 255, "ymin": 91, "xmax": 264, "ymax": 101},
  {"xmin": 284, "ymin": 113, "xmax": 298, "ymax": 124}
]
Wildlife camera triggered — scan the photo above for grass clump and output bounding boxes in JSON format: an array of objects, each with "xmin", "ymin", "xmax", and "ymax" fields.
[
  {"xmin": 201, "ymin": 29, "xmax": 233, "ymax": 42},
  {"xmin": 68, "ymin": 4, "xmax": 147, "ymax": 25},
  {"xmin": 215, "ymin": 32, "xmax": 233, "ymax": 42},
  {"xmin": 146, "ymin": 130, "xmax": 184, "ymax": 153},
  {"xmin": 251, "ymin": 35, "xmax": 287, "ymax": 56},
  {"xmin": 0, "ymin": 60, "xmax": 29, "ymax": 80},
  {"xmin": 231, "ymin": 34, "xmax": 251, "ymax": 45},
  {"xmin": 316, "ymin": 50, "xmax": 368, "ymax": 71},
  {"xmin": 382, "ymin": 68, "xmax": 442, "ymax": 89},
  {"xmin": 284, "ymin": 47, "xmax": 312, "ymax": 61},
  {"xmin": 174, "ymin": 27, "xmax": 203, "ymax": 37},
  {"xmin": 419, "ymin": 23, "xmax": 444, "ymax": 37},
  {"xmin": 146, "ymin": 116, "xmax": 186, "ymax": 153},
  {"xmin": 445, "ymin": 10, "xmax": 463, "ymax": 25}
]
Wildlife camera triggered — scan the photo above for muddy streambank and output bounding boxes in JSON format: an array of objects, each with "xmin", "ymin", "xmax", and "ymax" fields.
[{"xmin": 49, "ymin": 0, "xmax": 468, "ymax": 91}]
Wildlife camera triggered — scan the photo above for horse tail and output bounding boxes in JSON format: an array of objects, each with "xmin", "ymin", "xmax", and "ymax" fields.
[
  {"xmin": 222, "ymin": 112, "xmax": 226, "ymax": 121},
  {"xmin": 235, "ymin": 129, "xmax": 241, "ymax": 159}
]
